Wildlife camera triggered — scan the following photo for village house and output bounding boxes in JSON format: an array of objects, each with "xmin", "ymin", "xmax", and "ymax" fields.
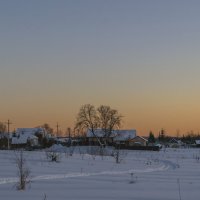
[
  {"xmin": 127, "ymin": 136, "xmax": 148, "ymax": 146},
  {"xmin": 11, "ymin": 128, "xmax": 47, "ymax": 148},
  {"xmin": 86, "ymin": 129, "xmax": 115, "ymax": 145},
  {"xmin": 113, "ymin": 129, "xmax": 136, "ymax": 145},
  {"xmin": 86, "ymin": 129, "xmax": 143, "ymax": 146}
]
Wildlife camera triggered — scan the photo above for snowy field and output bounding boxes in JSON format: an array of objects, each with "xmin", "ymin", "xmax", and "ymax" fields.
[{"xmin": 0, "ymin": 147, "xmax": 200, "ymax": 200}]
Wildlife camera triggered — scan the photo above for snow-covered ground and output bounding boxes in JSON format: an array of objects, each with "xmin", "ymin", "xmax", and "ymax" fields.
[{"xmin": 0, "ymin": 146, "xmax": 200, "ymax": 200}]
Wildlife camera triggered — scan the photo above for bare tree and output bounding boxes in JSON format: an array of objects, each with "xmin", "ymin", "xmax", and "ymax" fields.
[
  {"xmin": 15, "ymin": 150, "xmax": 31, "ymax": 190},
  {"xmin": 0, "ymin": 122, "xmax": 7, "ymax": 148},
  {"xmin": 75, "ymin": 104, "xmax": 123, "ymax": 147},
  {"xmin": 97, "ymin": 105, "xmax": 122, "ymax": 146},
  {"xmin": 37, "ymin": 123, "xmax": 54, "ymax": 134},
  {"xmin": 0, "ymin": 122, "xmax": 6, "ymax": 134},
  {"xmin": 112, "ymin": 148, "xmax": 127, "ymax": 164},
  {"xmin": 75, "ymin": 104, "xmax": 101, "ymax": 145}
]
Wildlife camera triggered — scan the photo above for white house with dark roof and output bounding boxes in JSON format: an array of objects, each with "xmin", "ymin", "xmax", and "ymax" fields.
[
  {"xmin": 86, "ymin": 129, "xmax": 137, "ymax": 145},
  {"xmin": 11, "ymin": 128, "xmax": 46, "ymax": 147}
]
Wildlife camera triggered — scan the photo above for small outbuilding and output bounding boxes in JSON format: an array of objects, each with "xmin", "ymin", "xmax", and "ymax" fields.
[{"xmin": 128, "ymin": 136, "xmax": 148, "ymax": 146}]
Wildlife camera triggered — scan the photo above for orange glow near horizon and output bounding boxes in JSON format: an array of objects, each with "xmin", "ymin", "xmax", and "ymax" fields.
[
  {"xmin": 1, "ymin": 1, "xmax": 200, "ymax": 136},
  {"xmin": 2, "ymin": 99, "xmax": 200, "ymax": 137}
]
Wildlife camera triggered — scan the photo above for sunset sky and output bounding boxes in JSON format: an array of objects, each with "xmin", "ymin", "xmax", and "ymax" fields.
[{"xmin": 1, "ymin": 0, "xmax": 200, "ymax": 136}]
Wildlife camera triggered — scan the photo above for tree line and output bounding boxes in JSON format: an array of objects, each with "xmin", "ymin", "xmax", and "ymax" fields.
[
  {"xmin": 148, "ymin": 128, "xmax": 200, "ymax": 145},
  {"xmin": 1, "ymin": 104, "xmax": 200, "ymax": 148}
]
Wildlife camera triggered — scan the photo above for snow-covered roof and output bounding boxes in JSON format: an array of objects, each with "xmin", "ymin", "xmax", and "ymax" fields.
[
  {"xmin": 11, "ymin": 127, "xmax": 44, "ymax": 145},
  {"xmin": 113, "ymin": 130, "xmax": 136, "ymax": 141},
  {"xmin": 86, "ymin": 129, "xmax": 137, "ymax": 141},
  {"xmin": 12, "ymin": 134, "xmax": 38, "ymax": 144},
  {"xmin": 169, "ymin": 138, "xmax": 184, "ymax": 145},
  {"xmin": 169, "ymin": 138, "xmax": 178, "ymax": 143},
  {"xmin": 87, "ymin": 129, "xmax": 115, "ymax": 138},
  {"xmin": 133, "ymin": 136, "xmax": 148, "ymax": 142}
]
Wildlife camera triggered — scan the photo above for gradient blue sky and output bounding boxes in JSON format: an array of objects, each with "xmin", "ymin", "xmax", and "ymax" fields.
[{"xmin": 1, "ymin": 0, "xmax": 200, "ymax": 135}]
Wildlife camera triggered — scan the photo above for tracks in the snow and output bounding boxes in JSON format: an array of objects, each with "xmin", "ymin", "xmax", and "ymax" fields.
[{"xmin": 0, "ymin": 159, "xmax": 176, "ymax": 185}]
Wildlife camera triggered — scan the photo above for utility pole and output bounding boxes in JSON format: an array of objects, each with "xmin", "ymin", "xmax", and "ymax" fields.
[
  {"xmin": 56, "ymin": 123, "xmax": 59, "ymax": 137},
  {"xmin": 68, "ymin": 127, "xmax": 71, "ymax": 139},
  {"xmin": 5, "ymin": 119, "xmax": 12, "ymax": 150}
]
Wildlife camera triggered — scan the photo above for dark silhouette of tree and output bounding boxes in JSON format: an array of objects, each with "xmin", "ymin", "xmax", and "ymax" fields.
[
  {"xmin": 75, "ymin": 104, "xmax": 100, "ymax": 144},
  {"xmin": 0, "ymin": 122, "xmax": 6, "ymax": 134},
  {"xmin": 148, "ymin": 131, "xmax": 155, "ymax": 144},
  {"xmin": 40, "ymin": 123, "xmax": 54, "ymax": 134},
  {"xmin": 181, "ymin": 131, "xmax": 199, "ymax": 144},
  {"xmin": 97, "ymin": 105, "xmax": 122, "ymax": 145},
  {"xmin": 35, "ymin": 123, "xmax": 54, "ymax": 148},
  {"xmin": 0, "ymin": 122, "xmax": 7, "ymax": 148},
  {"xmin": 158, "ymin": 128, "xmax": 166, "ymax": 142},
  {"xmin": 75, "ymin": 104, "xmax": 123, "ymax": 146}
]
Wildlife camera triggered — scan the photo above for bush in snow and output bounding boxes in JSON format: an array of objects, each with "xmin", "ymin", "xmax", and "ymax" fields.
[
  {"xmin": 45, "ymin": 144, "xmax": 63, "ymax": 162},
  {"xmin": 111, "ymin": 148, "xmax": 127, "ymax": 164},
  {"xmin": 46, "ymin": 151, "xmax": 61, "ymax": 162},
  {"xmin": 15, "ymin": 150, "xmax": 31, "ymax": 190}
]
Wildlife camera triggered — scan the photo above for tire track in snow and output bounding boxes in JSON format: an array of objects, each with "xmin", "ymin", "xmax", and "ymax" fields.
[
  {"xmin": 0, "ymin": 177, "xmax": 18, "ymax": 184},
  {"xmin": 0, "ymin": 159, "xmax": 176, "ymax": 185}
]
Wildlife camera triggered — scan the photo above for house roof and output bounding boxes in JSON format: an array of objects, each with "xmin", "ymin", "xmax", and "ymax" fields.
[
  {"xmin": 86, "ymin": 129, "xmax": 114, "ymax": 138},
  {"xmin": 113, "ymin": 130, "xmax": 136, "ymax": 141},
  {"xmin": 169, "ymin": 138, "xmax": 178, "ymax": 143},
  {"xmin": 169, "ymin": 138, "xmax": 184, "ymax": 145},
  {"xmin": 12, "ymin": 134, "xmax": 38, "ymax": 144},
  {"xmin": 11, "ymin": 127, "xmax": 44, "ymax": 145},
  {"xmin": 133, "ymin": 136, "xmax": 148, "ymax": 142}
]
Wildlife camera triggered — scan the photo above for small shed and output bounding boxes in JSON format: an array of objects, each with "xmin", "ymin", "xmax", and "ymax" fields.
[{"xmin": 128, "ymin": 136, "xmax": 148, "ymax": 146}]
